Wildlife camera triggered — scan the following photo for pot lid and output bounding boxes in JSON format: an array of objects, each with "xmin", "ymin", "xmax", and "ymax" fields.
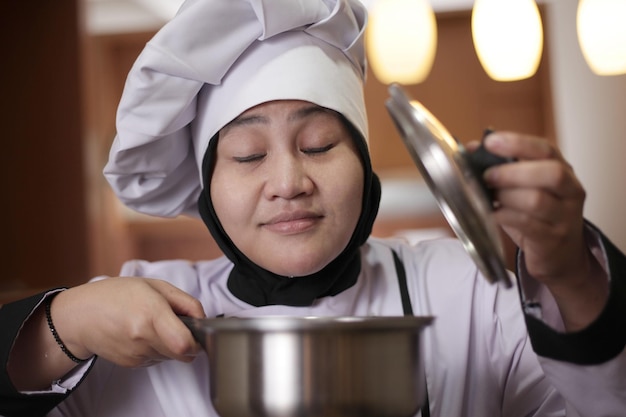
[{"xmin": 385, "ymin": 84, "xmax": 512, "ymax": 288}]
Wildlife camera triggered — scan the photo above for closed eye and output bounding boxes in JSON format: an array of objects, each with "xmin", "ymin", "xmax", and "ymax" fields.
[
  {"xmin": 234, "ymin": 153, "xmax": 266, "ymax": 163},
  {"xmin": 302, "ymin": 144, "xmax": 334, "ymax": 155}
]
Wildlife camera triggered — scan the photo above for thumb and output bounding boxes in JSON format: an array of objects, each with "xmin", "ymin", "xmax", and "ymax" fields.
[{"xmin": 149, "ymin": 279, "xmax": 206, "ymax": 319}]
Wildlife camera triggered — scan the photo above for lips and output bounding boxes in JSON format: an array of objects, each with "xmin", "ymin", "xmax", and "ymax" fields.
[{"xmin": 261, "ymin": 210, "xmax": 323, "ymax": 234}]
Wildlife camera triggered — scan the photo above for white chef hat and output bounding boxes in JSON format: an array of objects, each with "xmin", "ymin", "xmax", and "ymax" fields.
[{"xmin": 104, "ymin": 0, "xmax": 368, "ymax": 218}]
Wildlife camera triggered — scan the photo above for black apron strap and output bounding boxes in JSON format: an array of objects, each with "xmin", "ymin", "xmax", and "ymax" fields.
[
  {"xmin": 391, "ymin": 249, "xmax": 430, "ymax": 417},
  {"xmin": 392, "ymin": 249, "xmax": 413, "ymax": 316}
]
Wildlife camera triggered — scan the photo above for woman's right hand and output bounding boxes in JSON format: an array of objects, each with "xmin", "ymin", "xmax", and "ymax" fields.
[{"xmin": 51, "ymin": 277, "xmax": 206, "ymax": 368}]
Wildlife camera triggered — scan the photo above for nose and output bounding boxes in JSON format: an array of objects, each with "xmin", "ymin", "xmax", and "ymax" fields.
[{"xmin": 264, "ymin": 153, "xmax": 314, "ymax": 200}]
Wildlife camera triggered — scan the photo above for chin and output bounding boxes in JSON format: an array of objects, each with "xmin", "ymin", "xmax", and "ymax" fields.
[
  {"xmin": 267, "ymin": 257, "xmax": 331, "ymax": 278},
  {"xmin": 279, "ymin": 265, "xmax": 326, "ymax": 278},
  {"xmin": 253, "ymin": 242, "xmax": 344, "ymax": 277}
]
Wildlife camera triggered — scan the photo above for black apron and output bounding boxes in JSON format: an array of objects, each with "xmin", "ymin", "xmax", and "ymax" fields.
[{"xmin": 392, "ymin": 249, "xmax": 430, "ymax": 417}]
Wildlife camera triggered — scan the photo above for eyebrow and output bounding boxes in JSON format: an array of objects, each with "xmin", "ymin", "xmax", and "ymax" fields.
[
  {"xmin": 288, "ymin": 105, "xmax": 332, "ymax": 121},
  {"xmin": 222, "ymin": 104, "xmax": 332, "ymax": 133}
]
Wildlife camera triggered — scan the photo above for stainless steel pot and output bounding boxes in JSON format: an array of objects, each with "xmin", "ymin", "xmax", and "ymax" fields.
[{"xmin": 181, "ymin": 316, "xmax": 433, "ymax": 417}]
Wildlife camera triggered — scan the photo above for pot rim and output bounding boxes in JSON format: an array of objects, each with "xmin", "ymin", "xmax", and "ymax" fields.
[{"xmin": 181, "ymin": 315, "xmax": 434, "ymax": 333}]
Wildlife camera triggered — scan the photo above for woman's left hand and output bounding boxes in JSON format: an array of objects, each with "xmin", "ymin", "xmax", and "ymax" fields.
[{"xmin": 479, "ymin": 131, "xmax": 608, "ymax": 330}]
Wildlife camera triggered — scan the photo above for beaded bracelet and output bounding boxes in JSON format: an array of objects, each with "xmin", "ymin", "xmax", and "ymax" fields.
[{"xmin": 45, "ymin": 293, "xmax": 88, "ymax": 364}]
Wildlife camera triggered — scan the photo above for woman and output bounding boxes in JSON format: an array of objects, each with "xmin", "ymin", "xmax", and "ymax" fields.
[{"xmin": 1, "ymin": 0, "xmax": 625, "ymax": 416}]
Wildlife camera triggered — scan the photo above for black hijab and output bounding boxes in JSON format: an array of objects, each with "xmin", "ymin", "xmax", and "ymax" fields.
[{"xmin": 198, "ymin": 115, "xmax": 381, "ymax": 307}]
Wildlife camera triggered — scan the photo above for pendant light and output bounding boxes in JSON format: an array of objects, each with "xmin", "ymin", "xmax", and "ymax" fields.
[
  {"xmin": 471, "ymin": 0, "xmax": 544, "ymax": 81},
  {"xmin": 366, "ymin": 0, "xmax": 437, "ymax": 85},
  {"xmin": 577, "ymin": 0, "xmax": 626, "ymax": 76}
]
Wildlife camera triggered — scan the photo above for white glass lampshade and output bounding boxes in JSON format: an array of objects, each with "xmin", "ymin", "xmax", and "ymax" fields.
[
  {"xmin": 366, "ymin": 0, "xmax": 437, "ymax": 85},
  {"xmin": 471, "ymin": 0, "xmax": 544, "ymax": 81},
  {"xmin": 577, "ymin": 0, "xmax": 626, "ymax": 76}
]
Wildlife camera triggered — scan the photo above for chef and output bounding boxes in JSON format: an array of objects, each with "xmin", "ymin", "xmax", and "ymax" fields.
[{"xmin": 1, "ymin": 0, "xmax": 625, "ymax": 416}]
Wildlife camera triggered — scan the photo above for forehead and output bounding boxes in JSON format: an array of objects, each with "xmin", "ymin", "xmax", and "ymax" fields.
[
  {"xmin": 233, "ymin": 100, "xmax": 337, "ymax": 121},
  {"xmin": 220, "ymin": 100, "xmax": 343, "ymax": 136},
  {"xmin": 238, "ymin": 99, "xmax": 313, "ymax": 114}
]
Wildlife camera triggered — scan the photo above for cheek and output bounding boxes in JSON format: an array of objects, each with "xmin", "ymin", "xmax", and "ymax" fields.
[
  {"xmin": 210, "ymin": 171, "xmax": 249, "ymax": 234},
  {"xmin": 339, "ymin": 169, "xmax": 363, "ymax": 208},
  {"xmin": 328, "ymin": 154, "xmax": 364, "ymax": 225}
]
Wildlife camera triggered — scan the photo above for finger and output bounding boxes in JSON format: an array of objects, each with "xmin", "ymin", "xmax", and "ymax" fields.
[
  {"xmin": 492, "ymin": 207, "xmax": 578, "ymax": 252},
  {"xmin": 153, "ymin": 313, "xmax": 203, "ymax": 362},
  {"xmin": 107, "ymin": 343, "xmax": 169, "ymax": 368},
  {"xmin": 483, "ymin": 131, "xmax": 563, "ymax": 161},
  {"xmin": 109, "ymin": 295, "xmax": 200, "ymax": 364},
  {"xmin": 493, "ymin": 208, "xmax": 551, "ymax": 241},
  {"xmin": 129, "ymin": 347, "xmax": 169, "ymax": 367},
  {"xmin": 484, "ymin": 160, "xmax": 584, "ymax": 199},
  {"xmin": 464, "ymin": 140, "xmax": 480, "ymax": 152},
  {"xmin": 115, "ymin": 310, "xmax": 201, "ymax": 365},
  {"xmin": 494, "ymin": 188, "xmax": 563, "ymax": 225},
  {"xmin": 136, "ymin": 359, "xmax": 165, "ymax": 368},
  {"xmin": 134, "ymin": 280, "xmax": 204, "ymax": 362},
  {"xmin": 148, "ymin": 279, "xmax": 206, "ymax": 319}
]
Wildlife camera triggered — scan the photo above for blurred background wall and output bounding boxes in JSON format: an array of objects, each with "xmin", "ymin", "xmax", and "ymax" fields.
[
  {"xmin": 1, "ymin": 1, "xmax": 89, "ymax": 298},
  {"xmin": 1, "ymin": 0, "xmax": 624, "ymax": 302}
]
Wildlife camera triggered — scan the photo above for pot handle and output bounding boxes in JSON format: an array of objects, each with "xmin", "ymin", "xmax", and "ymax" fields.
[{"xmin": 178, "ymin": 315, "xmax": 209, "ymax": 349}]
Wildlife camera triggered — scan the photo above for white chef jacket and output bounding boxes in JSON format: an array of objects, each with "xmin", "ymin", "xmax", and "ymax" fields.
[{"xmin": 44, "ymin": 237, "xmax": 626, "ymax": 417}]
